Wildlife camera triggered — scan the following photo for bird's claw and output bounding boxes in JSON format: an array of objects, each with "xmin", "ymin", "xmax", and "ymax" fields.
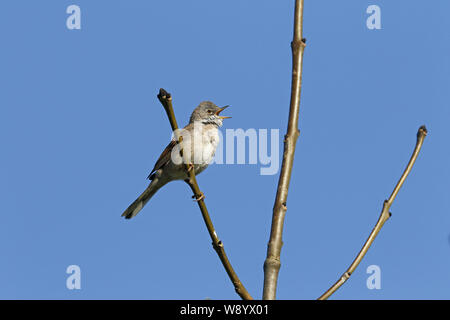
[
  {"xmin": 192, "ymin": 192, "xmax": 205, "ymax": 202},
  {"xmin": 187, "ymin": 163, "xmax": 194, "ymax": 172}
]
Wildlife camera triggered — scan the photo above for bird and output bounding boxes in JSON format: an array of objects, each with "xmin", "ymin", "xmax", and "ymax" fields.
[{"xmin": 121, "ymin": 101, "xmax": 230, "ymax": 219}]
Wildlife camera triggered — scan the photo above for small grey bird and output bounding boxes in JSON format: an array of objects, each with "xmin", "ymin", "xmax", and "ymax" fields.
[{"xmin": 122, "ymin": 101, "xmax": 230, "ymax": 219}]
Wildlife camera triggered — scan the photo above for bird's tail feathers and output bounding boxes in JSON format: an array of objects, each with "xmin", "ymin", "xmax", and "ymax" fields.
[{"xmin": 121, "ymin": 178, "xmax": 164, "ymax": 219}]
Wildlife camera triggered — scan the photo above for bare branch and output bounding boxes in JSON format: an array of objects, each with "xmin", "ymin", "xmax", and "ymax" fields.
[
  {"xmin": 263, "ymin": 0, "xmax": 306, "ymax": 300},
  {"xmin": 157, "ymin": 88, "xmax": 253, "ymax": 300},
  {"xmin": 318, "ymin": 125, "xmax": 428, "ymax": 300}
]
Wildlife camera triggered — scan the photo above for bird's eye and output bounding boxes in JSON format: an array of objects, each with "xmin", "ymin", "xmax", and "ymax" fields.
[{"xmin": 207, "ymin": 110, "xmax": 213, "ymax": 114}]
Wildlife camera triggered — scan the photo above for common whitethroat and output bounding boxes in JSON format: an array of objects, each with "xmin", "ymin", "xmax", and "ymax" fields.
[{"xmin": 122, "ymin": 101, "xmax": 230, "ymax": 219}]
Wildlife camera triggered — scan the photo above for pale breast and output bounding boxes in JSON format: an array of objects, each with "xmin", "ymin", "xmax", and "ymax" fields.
[{"xmin": 192, "ymin": 124, "xmax": 219, "ymax": 174}]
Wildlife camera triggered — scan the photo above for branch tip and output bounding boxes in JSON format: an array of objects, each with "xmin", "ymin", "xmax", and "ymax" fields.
[
  {"xmin": 158, "ymin": 88, "xmax": 171, "ymax": 100},
  {"xmin": 418, "ymin": 125, "xmax": 428, "ymax": 137}
]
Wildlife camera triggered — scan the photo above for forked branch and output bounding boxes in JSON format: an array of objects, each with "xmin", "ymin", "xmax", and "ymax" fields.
[
  {"xmin": 157, "ymin": 88, "xmax": 253, "ymax": 300},
  {"xmin": 318, "ymin": 125, "xmax": 428, "ymax": 300}
]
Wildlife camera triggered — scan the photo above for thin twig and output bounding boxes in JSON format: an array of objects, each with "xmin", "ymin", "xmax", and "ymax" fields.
[
  {"xmin": 263, "ymin": 0, "xmax": 306, "ymax": 300},
  {"xmin": 157, "ymin": 88, "xmax": 253, "ymax": 300},
  {"xmin": 318, "ymin": 125, "xmax": 428, "ymax": 300}
]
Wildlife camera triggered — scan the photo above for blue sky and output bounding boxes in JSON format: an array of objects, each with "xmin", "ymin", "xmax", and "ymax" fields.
[{"xmin": 0, "ymin": 1, "xmax": 449, "ymax": 299}]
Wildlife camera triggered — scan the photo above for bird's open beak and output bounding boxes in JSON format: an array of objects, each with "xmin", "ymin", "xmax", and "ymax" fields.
[{"xmin": 215, "ymin": 105, "xmax": 231, "ymax": 119}]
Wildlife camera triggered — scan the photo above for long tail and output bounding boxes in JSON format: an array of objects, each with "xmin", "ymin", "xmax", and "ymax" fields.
[{"xmin": 121, "ymin": 178, "xmax": 165, "ymax": 219}]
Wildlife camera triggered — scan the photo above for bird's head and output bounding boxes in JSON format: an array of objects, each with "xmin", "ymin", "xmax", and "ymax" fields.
[{"xmin": 189, "ymin": 101, "xmax": 231, "ymax": 127}]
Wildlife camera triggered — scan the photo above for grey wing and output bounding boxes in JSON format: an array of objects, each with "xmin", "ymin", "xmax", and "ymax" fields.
[{"xmin": 147, "ymin": 140, "xmax": 177, "ymax": 180}]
